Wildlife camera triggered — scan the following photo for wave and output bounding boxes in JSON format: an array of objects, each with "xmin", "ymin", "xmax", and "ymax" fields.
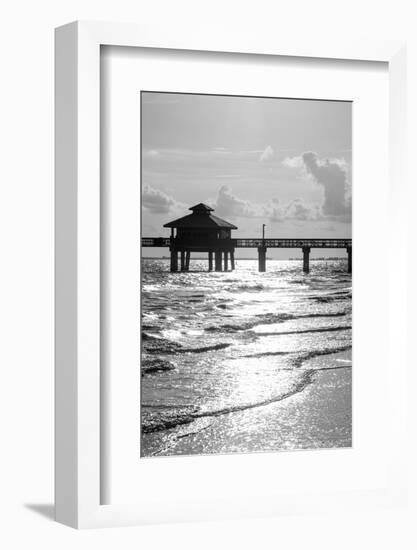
[
  {"xmin": 309, "ymin": 292, "xmax": 351, "ymax": 303},
  {"xmin": 301, "ymin": 312, "xmax": 346, "ymax": 319},
  {"xmin": 178, "ymin": 343, "xmax": 231, "ymax": 354},
  {"xmin": 232, "ymin": 283, "xmax": 266, "ymax": 291},
  {"xmin": 292, "ymin": 345, "xmax": 352, "ymax": 368},
  {"xmin": 142, "ymin": 344, "xmax": 352, "ymax": 433},
  {"xmin": 205, "ymin": 312, "xmax": 296, "ymax": 333},
  {"xmin": 142, "ymin": 331, "xmax": 158, "ymax": 340},
  {"xmin": 241, "ymin": 350, "xmax": 292, "ymax": 358},
  {"xmin": 142, "ymin": 405, "xmax": 200, "ymax": 433},
  {"xmin": 142, "ymin": 334, "xmax": 184, "ymax": 354},
  {"xmin": 241, "ymin": 344, "xmax": 351, "ymax": 361},
  {"xmin": 205, "ymin": 311, "xmax": 347, "ymax": 333},
  {"xmin": 142, "ymin": 334, "xmax": 231, "ymax": 355},
  {"xmin": 142, "ymin": 370, "xmax": 314, "ymax": 433},
  {"xmin": 311, "ymin": 364, "xmax": 352, "ymax": 372},
  {"xmin": 143, "ymin": 317, "xmax": 350, "ymax": 358},
  {"xmin": 253, "ymin": 325, "xmax": 351, "ymax": 337},
  {"xmin": 142, "ymin": 358, "xmax": 176, "ymax": 376}
]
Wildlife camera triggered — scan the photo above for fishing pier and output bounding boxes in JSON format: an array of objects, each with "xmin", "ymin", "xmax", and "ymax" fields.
[{"xmin": 142, "ymin": 203, "xmax": 352, "ymax": 273}]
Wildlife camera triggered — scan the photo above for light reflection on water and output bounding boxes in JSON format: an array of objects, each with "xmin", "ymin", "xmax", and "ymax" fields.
[{"xmin": 141, "ymin": 259, "xmax": 352, "ymax": 456}]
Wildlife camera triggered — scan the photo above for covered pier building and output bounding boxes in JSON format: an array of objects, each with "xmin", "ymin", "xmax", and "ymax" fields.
[{"xmin": 163, "ymin": 203, "xmax": 237, "ymax": 272}]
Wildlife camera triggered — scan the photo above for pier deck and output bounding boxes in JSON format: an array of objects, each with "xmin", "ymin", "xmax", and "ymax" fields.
[
  {"xmin": 142, "ymin": 237, "xmax": 352, "ymax": 273},
  {"xmin": 142, "ymin": 238, "xmax": 351, "ymax": 248}
]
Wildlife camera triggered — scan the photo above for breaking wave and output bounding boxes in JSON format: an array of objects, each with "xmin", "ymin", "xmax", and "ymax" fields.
[
  {"xmin": 142, "ymin": 358, "xmax": 176, "ymax": 376},
  {"xmin": 142, "ymin": 334, "xmax": 231, "ymax": 355},
  {"xmin": 142, "ymin": 345, "xmax": 351, "ymax": 433},
  {"xmin": 204, "ymin": 311, "xmax": 347, "ymax": 333},
  {"xmin": 142, "ymin": 370, "xmax": 315, "ymax": 433},
  {"xmin": 253, "ymin": 325, "xmax": 351, "ymax": 337}
]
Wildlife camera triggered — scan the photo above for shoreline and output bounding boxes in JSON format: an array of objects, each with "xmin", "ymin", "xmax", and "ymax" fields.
[{"xmin": 142, "ymin": 349, "xmax": 352, "ymax": 457}]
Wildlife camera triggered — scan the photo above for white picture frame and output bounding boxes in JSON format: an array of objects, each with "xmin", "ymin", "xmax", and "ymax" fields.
[{"xmin": 55, "ymin": 20, "xmax": 407, "ymax": 529}]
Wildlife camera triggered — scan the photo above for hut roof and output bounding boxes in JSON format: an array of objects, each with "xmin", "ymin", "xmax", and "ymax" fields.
[
  {"xmin": 163, "ymin": 203, "xmax": 238, "ymax": 229},
  {"xmin": 189, "ymin": 203, "xmax": 214, "ymax": 213}
]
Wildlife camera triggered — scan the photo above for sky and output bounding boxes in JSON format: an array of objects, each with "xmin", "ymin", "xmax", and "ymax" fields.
[{"xmin": 141, "ymin": 91, "xmax": 352, "ymax": 258}]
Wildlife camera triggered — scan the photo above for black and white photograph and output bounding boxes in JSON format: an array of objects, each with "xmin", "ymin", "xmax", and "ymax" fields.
[
  {"xmin": 140, "ymin": 91, "xmax": 352, "ymax": 457},
  {"xmin": 1, "ymin": 0, "xmax": 413, "ymax": 542}
]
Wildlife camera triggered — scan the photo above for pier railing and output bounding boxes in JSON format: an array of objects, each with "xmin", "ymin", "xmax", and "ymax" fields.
[
  {"xmin": 141, "ymin": 237, "xmax": 352, "ymax": 249},
  {"xmin": 235, "ymin": 238, "xmax": 351, "ymax": 248},
  {"xmin": 142, "ymin": 237, "xmax": 170, "ymax": 247}
]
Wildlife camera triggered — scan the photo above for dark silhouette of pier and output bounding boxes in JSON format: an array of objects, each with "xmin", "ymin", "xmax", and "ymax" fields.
[{"xmin": 142, "ymin": 203, "xmax": 352, "ymax": 273}]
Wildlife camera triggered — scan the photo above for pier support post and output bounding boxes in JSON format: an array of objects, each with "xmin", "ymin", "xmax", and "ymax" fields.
[
  {"xmin": 302, "ymin": 246, "xmax": 310, "ymax": 273},
  {"xmin": 215, "ymin": 250, "xmax": 222, "ymax": 271},
  {"xmin": 208, "ymin": 251, "xmax": 213, "ymax": 271},
  {"xmin": 347, "ymin": 247, "xmax": 352, "ymax": 273},
  {"xmin": 180, "ymin": 250, "xmax": 186, "ymax": 271},
  {"xmin": 230, "ymin": 250, "xmax": 235, "ymax": 270},
  {"xmin": 185, "ymin": 251, "xmax": 190, "ymax": 271},
  {"xmin": 224, "ymin": 251, "xmax": 228, "ymax": 271},
  {"xmin": 258, "ymin": 247, "xmax": 266, "ymax": 272},
  {"xmin": 170, "ymin": 249, "xmax": 178, "ymax": 272}
]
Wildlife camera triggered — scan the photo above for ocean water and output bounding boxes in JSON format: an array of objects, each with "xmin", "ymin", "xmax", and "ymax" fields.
[{"xmin": 141, "ymin": 258, "xmax": 352, "ymax": 457}]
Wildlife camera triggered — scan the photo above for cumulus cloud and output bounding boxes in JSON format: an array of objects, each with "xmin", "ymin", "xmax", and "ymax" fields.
[
  {"xmin": 282, "ymin": 155, "xmax": 304, "ymax": 169},
  {"xmin": 268, "ymin": 198, "xmax": 322, "ymax": 222},
  {"xmin": 259, "ymin": 145, "xmax": 274, "ymax": 162},
  {"xmin": 213, "ymin": 185, "xmax": 321, "ymax": 222},
  {"xmin": 214, "ymin": 185, "xmax": 260, "ymax": 218},
  {"xmin": 142, "ymin": 185, "xmax": 182, "ymax": 214},
  {"xmin": 283, "ymin": 151, "xmax": 351, "ymax": 219}
]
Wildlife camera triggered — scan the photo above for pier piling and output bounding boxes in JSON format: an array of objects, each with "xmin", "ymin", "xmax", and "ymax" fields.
[
  {"xmin": 224, "ymin": 251, "xmax": 229, "ymax": 271},
  {"xmin": 170, "ymin": 249, "xmax": 178, "ymax": 272},
  {"xmin": 208, "ymin": 251, "xmax": 213, "ymax": 271},
  {"xmin": 258, "ymin": 247, "xmax": 266, "ymax": 272},
  {"xmin": 230, "ymin": 250, "xmax": 235, "ymax": 270},
  {"xmin": 347, "ymin": 247, "xmax": 352, "ymax": 273},
  {"xmin": 302, "ymin": 246, "xmax": 310, "ymax": 273},
  {"xmin": 215, "ymin": 250, "xmax": 222, "ymax": 271}
]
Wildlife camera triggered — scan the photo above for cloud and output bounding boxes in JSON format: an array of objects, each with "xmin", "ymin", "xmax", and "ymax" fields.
[
  {"xmin": 259, "ymin": 145, "xmax": 274, "ymax": 162},
  {"xmin": 283, "ymin": 151, "xmax": 351, "ymax": 219},
  {"xmin": 142, "ymin": 185, "xmax": 183, "ymax": 214},
  {"xmin": 268, "ymin": 198, "xmax": 322, "ymax": 222},
  {"xmin": 214, "ymin": 185, "xmax": 260, "ymax": 218},
  {"xmin": 282, "ymin": 155, "xmax": 304, "ymax": 169},
  {"xmin": 213, "ymin": 186, "xmax": 321, "ymax": 222}
]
